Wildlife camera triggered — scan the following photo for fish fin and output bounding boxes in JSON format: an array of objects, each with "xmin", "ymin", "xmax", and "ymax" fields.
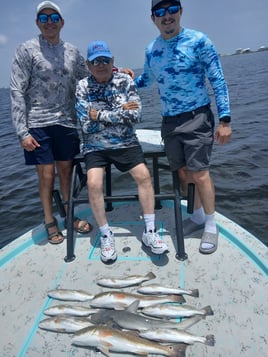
[
  {"xmin": 177, "ymin": 315, "xmax": 204, "ymax": 330},
  {"xmin": 169, "ymin": 343, "xmax": 188, "ymax": 357},
  {"xmin": 173, "ymin": 294, "xmax": 186, "ymax": 303},
  {"xmin": 205, "ymin": 334, "xmax": 215, "ymax": 346},
  {"xmin": 190, "ymin": 288, "xmax": 199, "ymax": 297},
  {"xmin": 202, "ymin": 305, "xmax": 214, "ymax": 316},
  {"xmin": 105, "ymin": 320, "xmax": 117, "ymax": 329},
  {"xmin": 126, "ymin": 300, "xmax": 139, "ymax": 313},
  {"xmin": 146, "ymin": 272, "xmax": 156, "ymax": 280},
  {"xmin": 127, "ymin": 330, "xmax": 140, "ymax": 338},
  {"xmin": 99, "ymin": 347, "xmax": 111, "ymax": 357}
]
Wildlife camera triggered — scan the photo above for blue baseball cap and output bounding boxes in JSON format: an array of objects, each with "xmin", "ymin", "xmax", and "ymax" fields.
[{"xmin": 87, "ymin": 41, "xmax": 113, "ymax": 61}]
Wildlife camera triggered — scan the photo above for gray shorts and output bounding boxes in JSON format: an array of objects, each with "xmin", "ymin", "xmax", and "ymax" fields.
[{"xmin": 161, "ymin": 107, "xmax": 215, "ymax": 172}]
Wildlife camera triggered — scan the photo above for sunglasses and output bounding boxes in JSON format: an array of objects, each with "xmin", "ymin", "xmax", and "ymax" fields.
[
  {"xmin": 37, "ymin": 13, "xmax": 61, "ymax": 23},
  {"xmin": 153, "ymin": 5, "xmax": 180, "ymax": 17},
  {"xmin": 90, "ymin": 57, "xmax": 111, "ymax": 66}
]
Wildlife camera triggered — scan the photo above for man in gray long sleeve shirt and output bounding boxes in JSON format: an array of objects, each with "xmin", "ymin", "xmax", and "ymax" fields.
[{"xmin": 10, "ymin": 1, "xmax": 93, "ymax": 243}]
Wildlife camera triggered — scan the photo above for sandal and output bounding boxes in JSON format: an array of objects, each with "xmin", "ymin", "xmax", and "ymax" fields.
[
  {"xmin": 199, "ymin": 227, "xmax": 219, "ymax": 254},
  {"xmin": 45, "ymin": 217, "xmax": 64, "ymax": 245},
  {"xmin": 64, "ymin": 216, "xmax": 93, "ymax": 235}
]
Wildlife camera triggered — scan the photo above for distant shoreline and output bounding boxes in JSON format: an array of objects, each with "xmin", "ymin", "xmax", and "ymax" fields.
[{"xmin": 220, "ymin": 46, "xmax": 268, "ymax": 57}]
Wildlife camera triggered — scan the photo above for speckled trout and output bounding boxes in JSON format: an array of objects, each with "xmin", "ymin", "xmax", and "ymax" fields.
[
  {"xmin": 72, "ymin": 325, "xmax": 187, "ymax": 356},
  {"xmin": 137, "ymin": 283, "xmax": 199, "ymax": 297},
  {"xmin": 97, "ymin": 272, "xmax": 156, "ymax": 288},
  {"xmin": 90, "ymin": 291, "xmax": 185, "ymax": 309}
]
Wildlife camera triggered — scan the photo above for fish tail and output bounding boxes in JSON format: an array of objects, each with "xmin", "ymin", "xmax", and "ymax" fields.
[
  {"xmin": 169, "ymin": 343, "xmax": 187, "ymax": 357},
  {"xmin": 190, "ymin": 289, "xmax": 199, "ymax": 297},
  {"xmin": 203, "ymin": 305, "xmax": 214, "ymax": 316},
  {"xmin": 205, "ymin": 334, "xmax": 215, "ymax": 346},
  {"xmin": 146, "ymin": 272, "xmax": 156, "ymax": 280}
]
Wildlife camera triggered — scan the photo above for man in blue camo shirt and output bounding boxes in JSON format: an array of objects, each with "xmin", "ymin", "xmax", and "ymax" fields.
[{"xmin": 135, "ymin": 0, "xmax": 232, "ymax": 254}]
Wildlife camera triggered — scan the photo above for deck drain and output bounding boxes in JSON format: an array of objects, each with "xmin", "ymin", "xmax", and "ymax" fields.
[{"xmin": 122, "ymin": 246, "xmax": 131, "ymax": 253}]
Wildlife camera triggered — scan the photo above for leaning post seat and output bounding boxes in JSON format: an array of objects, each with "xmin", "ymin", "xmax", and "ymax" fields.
[{"xmin": 53, "ymin": 130, "xmax": 192, "ymax": 262}]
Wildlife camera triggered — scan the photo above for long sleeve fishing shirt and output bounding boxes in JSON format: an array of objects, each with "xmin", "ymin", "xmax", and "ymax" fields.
[
  {"xmin": 75, "ymin": 72, "xmax": 142, "ymax": 155},
  {"xmin": 135, "ymin": 27, "xmax": 231, "ymax": 120},
  {"xmin": 10, "ymin": 35, "xmax": 89, "ymax": 141}
]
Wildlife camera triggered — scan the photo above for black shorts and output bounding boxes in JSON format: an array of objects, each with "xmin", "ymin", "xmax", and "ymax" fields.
[
  {"xmin": 161, "ymin": 106, "xmax": 215, "ymax": 172},
  {"xmin": 24, "ymin": 126, "xmax": 80, "ymax": 165},
  {"xmin": 85, "ymin": 145, "xmax": 145, "ymax": 172}
]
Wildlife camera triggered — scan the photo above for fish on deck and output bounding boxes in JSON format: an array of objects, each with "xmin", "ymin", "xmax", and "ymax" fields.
[
  {"xmin": 142, "ymin": 304, "xmax": 214, "ymax": 319},
  {"xmin": 90, "ymin": 291, "xmax": 185, "ymax": 310},
  {"xmin": 72, "ymin": 325, "xmax": 188, "ymax": 357},
  {"xmin": 43, "ymin": 304, "xmax": 98, "ymax": 317},
  {"xmin": 137, "ymin": 283, "xmax": 199, "ymax": 297},
  {"xmin": 97, "ymin": 272, "xmax": 156, "ymax": 288},
  {"xmin": 90, "ymin": 300, "xmax": 204, "ymax": 331},
  {"xmin": 47, "ymin": 289, "xmax": 94, "ymax": 302},
  {"xmin": 139, "ymin": 328, "xmax": 215, "ymax": 346},
  {"xmin": 38, "ymin": 315, "xmax": 94, "ymax": 333}
]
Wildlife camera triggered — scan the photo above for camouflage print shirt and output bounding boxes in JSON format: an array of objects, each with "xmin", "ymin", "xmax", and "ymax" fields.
[
  {"xmin": 135, "ymin": 28, "xmax": 231, "ymax": 119},
  {"xmin": 75, "ymin": 72, "xmax": 142, "ymax": 155},
  {"xmin": 10, "ymin": 35, "xmax": 89, "ymax": 141}
]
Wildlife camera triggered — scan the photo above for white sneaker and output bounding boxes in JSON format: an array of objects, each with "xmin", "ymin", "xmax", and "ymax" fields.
[
  {"xmin": 142, "ymin": 230, "xmax": 169, "ymax": 254},
  {"xmin": 100, "ymin": 231, "xmax": 117, "ymax": 263}
]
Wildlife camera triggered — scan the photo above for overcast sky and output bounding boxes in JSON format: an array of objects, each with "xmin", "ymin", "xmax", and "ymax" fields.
[{"xmin": 0, "ymin": 0, "xmax": 267, "ymax": 87}]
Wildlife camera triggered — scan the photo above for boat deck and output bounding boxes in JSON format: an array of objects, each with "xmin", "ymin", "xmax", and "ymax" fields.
[{"xmin": 1, "ymin": 200, "xmax": 267, "ymax": 357}]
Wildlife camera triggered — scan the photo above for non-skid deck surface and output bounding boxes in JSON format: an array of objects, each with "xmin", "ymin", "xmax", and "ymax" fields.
[{"xmin": 1, "ymin": 201, "xmax": 267, "ymax": 357}]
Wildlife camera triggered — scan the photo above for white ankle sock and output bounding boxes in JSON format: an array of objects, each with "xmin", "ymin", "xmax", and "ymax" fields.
[
  {"xmin": 201, "ymin": 213, "xmax": 217, "ymax": 249},
  {"xmin": 191, "ymin": 207, "xmax": 205, "ymax": 225},
  {"xmin": 100, "ymin": 223, "xmax": 111, "ymax": 237},
  {"xmin": 144, "ymin": 214, "xmax": 155, "ymax": 232},
  {"xmin": 204, "ymin": 213, "xmax": 217, "ymax": 234}
]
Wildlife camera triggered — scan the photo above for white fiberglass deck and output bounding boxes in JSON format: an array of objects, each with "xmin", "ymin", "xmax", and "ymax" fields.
[{"xmin": 0, "ymin": 200, "xmax": 267, "ymax": 357}]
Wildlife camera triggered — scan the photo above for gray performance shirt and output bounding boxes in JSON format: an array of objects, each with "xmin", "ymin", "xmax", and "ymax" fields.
[{"xmin": 10, "ymin": 35, "xmax": 89, "ymax": 141}]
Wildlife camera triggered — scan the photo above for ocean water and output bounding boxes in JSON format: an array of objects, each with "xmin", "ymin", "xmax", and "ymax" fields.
[{"xmin": 0, "ymin": 51, "xmax": 267, "ymax": 248}]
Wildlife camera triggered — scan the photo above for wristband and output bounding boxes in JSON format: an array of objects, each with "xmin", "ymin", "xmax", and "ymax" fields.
[{"xmin": 219, "ymin": 116, "xmax": 231, "ymax": 123}]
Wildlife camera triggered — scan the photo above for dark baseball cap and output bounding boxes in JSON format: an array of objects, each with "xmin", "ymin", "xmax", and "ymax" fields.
[{"xmin": 151, "ymin": 0, "xmax": 181, "ymax": 10}]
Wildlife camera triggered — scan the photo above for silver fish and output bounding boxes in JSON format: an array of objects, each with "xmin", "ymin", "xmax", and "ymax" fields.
[
  {"xmin": 97, "ymin": 272, "xmax": 156, "ymax": 288},
  {"xmin": 91, "ymin": 300, "xmax": 204, "ymax": 331},
  {"xmin": 140, "ymin": 328, "xmax": 215, "ymax": 346},
  {"xmin": 72, "ymin": 325, "xmax": 187, "ymax": 356},
  {"xmin": 47, "ymin": 289, "xmax": 94, "ymax": 302},
  {"xmin": 44, "ymin": 304, "xmax": 98, "ymax": 317},
  {"xmin": 142, "ymin": 304, "xmax": 214, "ymax": 319},
  {"xmin": 90, "ymin": 291, "xmax": 185, "ymax": 310},
  {"xmin": 137, "ymin": 283, "xmax": 199, "ymax": 297},
  {"xmin": 39, "ymin": 315, "xmax": 94, "ymax": 333}
]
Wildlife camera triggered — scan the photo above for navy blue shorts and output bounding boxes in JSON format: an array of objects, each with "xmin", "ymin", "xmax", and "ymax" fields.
[
  {"xmin": 161, "ymin": 107, "xmax": 215, "ymax": 172},
  {"xmin": 85, "ymin": 145, "xmax": 146, "ymax": 173},
  {"xmin": 24, "ymin": 126, "xmax": 80, "ymax": 165}
]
